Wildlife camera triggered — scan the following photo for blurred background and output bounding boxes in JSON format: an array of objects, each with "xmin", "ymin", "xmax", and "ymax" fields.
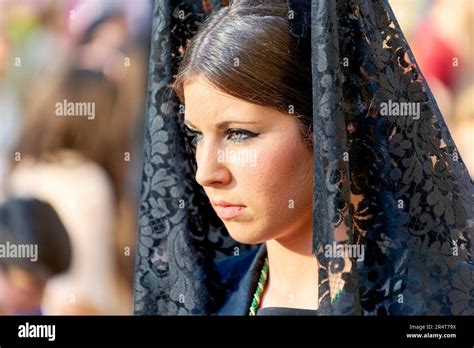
[
  {"xmin": 0, "ymin": 0, "xmax": 472, "ymax": 315},
  {"xmin": 391, "ymin": 0, "xmax": 474, "ymax": 175},
  {"xmin": 0, "ymin": 0, "xmax": 152, "ymax": 315}
]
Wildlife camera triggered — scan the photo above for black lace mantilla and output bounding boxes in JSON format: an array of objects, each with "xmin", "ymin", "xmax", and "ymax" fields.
[{"xmin": 134, "ymin": 0, "xmax": 473, "ymax": 315}]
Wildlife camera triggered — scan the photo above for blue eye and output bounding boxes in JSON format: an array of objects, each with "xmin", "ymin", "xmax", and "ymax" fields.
[
  {"xmin": 184, "ymin": 126, "xmax": 259, "ymax": 145},
  {"xmin": 226, "ymin": 129, "xmax": 260, "ymax": 143}
]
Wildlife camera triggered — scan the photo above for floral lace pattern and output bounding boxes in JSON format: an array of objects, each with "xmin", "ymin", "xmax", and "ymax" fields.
[
  {"xmin": 312, "ymin": 0, "xmax": 473, "ymax": 315},
  {"xmin": 134, "ymin": 0, "xmax": 249, "ymax": 315}
]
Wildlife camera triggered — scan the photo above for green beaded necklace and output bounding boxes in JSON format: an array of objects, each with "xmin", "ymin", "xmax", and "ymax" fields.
[
  {"xmin": 248, "ymin": 257, "xmax": 343, "ymax": 316},
  {"xmin": 249, "ymin": 257, "xmax": 269, "ymax": 316}
]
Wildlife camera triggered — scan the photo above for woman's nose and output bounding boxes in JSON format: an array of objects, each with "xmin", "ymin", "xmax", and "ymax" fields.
[{"xmin": 194, "ymin": 142, "xmax": 231, "ymax": 187}]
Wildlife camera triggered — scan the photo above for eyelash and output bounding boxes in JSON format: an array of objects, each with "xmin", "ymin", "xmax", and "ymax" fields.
[{"xmin": 184, "ymin": 126, "xmax": 259, "ymax": 145}]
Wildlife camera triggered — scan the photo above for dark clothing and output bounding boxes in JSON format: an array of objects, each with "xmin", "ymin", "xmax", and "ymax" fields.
[
  {"xmin": 215, "ymin": 244, "xmax": 320, "ymax": 316},
  {"xmin": 215, "ymin": 244, "xmax": 266, "ymax": 315},
  {"xmin": 257, "ymin": 307, "xmax": 318, "ymax": 316}
]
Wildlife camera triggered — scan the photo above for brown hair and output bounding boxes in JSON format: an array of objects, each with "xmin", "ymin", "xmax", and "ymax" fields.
[{"xmin": 174, "ymin": 1, "xmax": 313, "ymax": 143}]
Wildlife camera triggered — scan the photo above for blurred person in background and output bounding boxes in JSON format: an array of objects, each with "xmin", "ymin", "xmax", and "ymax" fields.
[
  {"xmin": 0, "ymin": 198, "xmax": 71, "ymax": 315},
  {"xmin": 2, "ymin": 0, "xmax": 151, "ymax": 314},
  {"xmin": 66, "ymin": 2, "xmax": 149, "ymax": 293},
  {"xmin": 7, "ymin": 68, "xmax": 135, "ymax": 315}
]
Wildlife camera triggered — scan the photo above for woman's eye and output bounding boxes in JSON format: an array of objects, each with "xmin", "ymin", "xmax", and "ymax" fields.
[
  {"xmin": 184, "ymin": 126, "xmax": 259, "ymax": 145},
  {"xmin": 225, "ymin": 129, "xmax": 259, "ymax": 143}
]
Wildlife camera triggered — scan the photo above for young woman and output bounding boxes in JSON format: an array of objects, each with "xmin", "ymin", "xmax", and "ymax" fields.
[
  {"xmin": 135, "ymin": 0, "xmax": 473, "ymax": 316},
  {"xmin": 174, "ymin": 3, "xmax": 321, "ymax": 314}
]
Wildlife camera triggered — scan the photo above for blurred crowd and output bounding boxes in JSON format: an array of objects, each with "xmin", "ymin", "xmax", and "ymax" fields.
[
  {"xmin": 0, "ymin": 0, "xmax": 473, "ymax": 315},
  {"xmin": 0, "ymin": 0, "xmax": 152, "ymax": 315}
]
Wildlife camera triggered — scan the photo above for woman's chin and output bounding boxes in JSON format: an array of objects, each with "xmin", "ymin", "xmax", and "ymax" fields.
[{"xmin": 226, "ymin": 228, "xmax": 267, "ymax": 245}]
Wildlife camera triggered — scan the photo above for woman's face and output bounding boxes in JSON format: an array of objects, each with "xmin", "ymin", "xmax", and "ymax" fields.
[{"xmin": 184, "ymin": 78, "xmax": 313, "ymax": 244}]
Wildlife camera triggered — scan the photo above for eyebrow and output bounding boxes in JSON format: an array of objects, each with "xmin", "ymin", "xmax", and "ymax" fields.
[{"xmin": 183, "ymin": 119, "xmax": 259, "ymax": 130}]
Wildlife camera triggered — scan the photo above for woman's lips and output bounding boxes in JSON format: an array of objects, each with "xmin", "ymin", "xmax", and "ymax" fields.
[{"xmin": 212, "ymin": 204, "xmax": 247, "ymax": 219}]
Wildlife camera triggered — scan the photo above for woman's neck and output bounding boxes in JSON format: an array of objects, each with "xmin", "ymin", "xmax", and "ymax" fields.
[{"xmin": 261, "ymin": 218, "xmax": 319, "ymax": 310}]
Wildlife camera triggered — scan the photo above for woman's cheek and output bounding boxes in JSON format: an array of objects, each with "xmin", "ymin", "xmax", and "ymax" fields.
[{"xmin": 249, "ymin": 142, "xmax": 299, "ymax": 203}]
